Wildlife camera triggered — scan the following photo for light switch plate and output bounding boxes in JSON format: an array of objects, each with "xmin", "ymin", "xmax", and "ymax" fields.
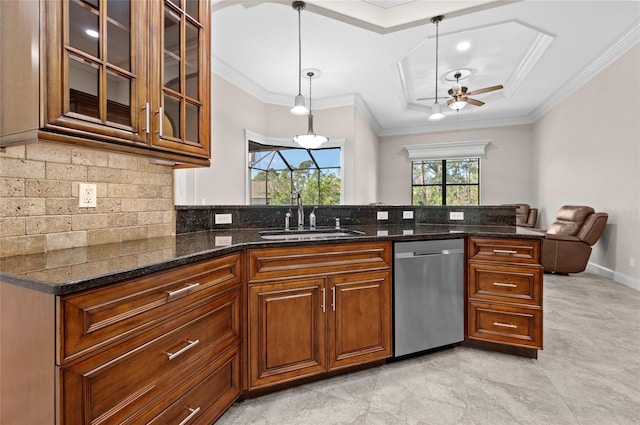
[
  {"xmin": 377, "ymin": 211, "xmax": 388, "ymax": 220},
  {"xmin": 403, "ymin": 210, "xmax": 414, "ymax": 219},
  {"xmin": 215, "ymin": 213, "xmax": 233, "ymax": 224},
  {"xmin": 449, "ymin": 211, "xmax": 464, "ymax": 220},
  {"xmin": 78, "ymin": 183, "xmax": 97, "ymax": 208}
]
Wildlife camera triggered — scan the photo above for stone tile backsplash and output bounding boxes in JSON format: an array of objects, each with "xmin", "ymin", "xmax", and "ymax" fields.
[{"xmin": 0, "ymin": 143, "xmax": 175, "ymax": 258}]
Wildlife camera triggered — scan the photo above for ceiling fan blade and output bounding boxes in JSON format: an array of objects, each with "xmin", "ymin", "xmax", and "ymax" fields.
[
  {"xmin": 467, "ymin": 84, "xmax": 503, "ymax": 96},
  {"xmin": 467, "ymin": 98, "xmax": 485, "ymax": 106}
]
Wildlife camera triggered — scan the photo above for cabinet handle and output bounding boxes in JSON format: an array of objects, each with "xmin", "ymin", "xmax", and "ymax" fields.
[
  {"xmin": 142, "ymin": 102, "xmax": 149, "ymax": 132},
  {"xmin": 166, "ymin": 339, "xmax": 200, "ymax": 360},
  {"xmin": 493, "ymin": 282, "xmax": 517, "ymax": 288},
  {"xmin": 177, "ymin": 407, "xmax": 201, "ymax": 425},
  {"xmin": 156, "ymin": 106, "xmax": 163, "ymax": 134},
  {"xmin": 492, "ymin": 249, "xmax": 518, "ymax": 254},
  {"xmin": 166, "ymin": 283, "xmax": 200, "ymax": 298},
  {"xmin": 493, "ymin": 321, "xmax": 517, "ymax": 329},
  {"xmin": 321, "ymin": 288, "xmax": 326, "ymax": 313},
  {"xmin": 331, "ymin": 287, "xmax": 336, "ymax": 311}
]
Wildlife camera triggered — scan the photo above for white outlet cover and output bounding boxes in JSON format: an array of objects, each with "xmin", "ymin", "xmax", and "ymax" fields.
[
  {"xmin": 215, "ymin": 213, "xmax": 233, "ymax": 224},
  {"xmin": 449, "ymin": 211, "xmax": 464, "ymax": 220},
  {"xmin": 377, "ymin": 211, "xmax": 388, "ymax": 220},
  {"xmin": 78, "ymin": 183, "xmax": 97, "ymax": 208},
  {"xmin": 403, "ymin": 210, "xmax": 414, "ymax": 219}
]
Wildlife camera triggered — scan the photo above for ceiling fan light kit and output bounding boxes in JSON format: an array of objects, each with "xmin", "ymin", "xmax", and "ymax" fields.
[{"xmin": 291, "ymin": 1, "xmax": 309, "ymax": 115}]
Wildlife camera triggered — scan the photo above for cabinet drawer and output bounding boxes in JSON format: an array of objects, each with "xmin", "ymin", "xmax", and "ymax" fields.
[
  {"xmin": 123, "ymin": 346, "xmax": 241, "ymax": 425},
  {"xmin": 58, "ymin": 253, "xmax": 241, "ymax": 363},
  {"xmin": 60, "ymin": 290, "xmax": 240, "ymax": 425},
  {"xmin": 468, "ymin": 262, "xmax": 542, "ymax": 306},
  {"xmin": 248, "ymin": 241, "xmax": 391, "ymax": 282},
  {"xmin": 468, "ymin": 238, "xmax": 540, "ymax": 264},
  {"xmin": 468, "ymin": 301, "xmax": 542, "ymax": 349}
]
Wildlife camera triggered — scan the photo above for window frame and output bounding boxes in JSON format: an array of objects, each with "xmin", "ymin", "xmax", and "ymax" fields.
[
  {"xmin": 411, "ymin": 158, "xmax": 481, "ymax": 206},
  {"xmin": 244, "ymin": 130, "xmax": 345, "ymax": 205}
]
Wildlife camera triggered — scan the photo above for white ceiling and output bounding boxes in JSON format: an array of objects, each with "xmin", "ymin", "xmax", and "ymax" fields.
[{"xmin": 211, "ymin": 0, "xmax": 640, "ymax": 136}]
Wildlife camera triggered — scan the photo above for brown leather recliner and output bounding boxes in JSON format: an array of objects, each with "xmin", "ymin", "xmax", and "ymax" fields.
[
  {"xmin": 515, "ymin": 204, "xmax": 538, "ymax": 228},
  {"xmin": 542, "ymin": 205, "xmax": 608, "ymax": 274}
]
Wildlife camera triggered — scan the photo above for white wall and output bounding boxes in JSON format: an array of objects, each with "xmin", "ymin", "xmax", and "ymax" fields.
[
  {"xmin": 532, "ymin": 44, "xmax": 640, "ymax": 287},
  {"xmin": 377, "ymin": 125, "xmax": 534, "ymax": 205},
  {"xmin": 175, "ymin": 73, "xmax": 379, "ymax": 205}
]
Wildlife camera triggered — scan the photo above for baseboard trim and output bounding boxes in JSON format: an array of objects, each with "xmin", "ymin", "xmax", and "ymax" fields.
[{"xmin": 586, "ymin": 262, "xmax": 640, "ymax": 291}]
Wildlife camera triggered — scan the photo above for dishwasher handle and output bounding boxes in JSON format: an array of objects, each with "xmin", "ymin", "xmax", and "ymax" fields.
[{"xmin": 395, "ymin": 249, "xmax": 464, "ymax": 259}]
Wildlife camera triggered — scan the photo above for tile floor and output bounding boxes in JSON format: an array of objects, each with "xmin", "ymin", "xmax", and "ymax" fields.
[{"xmin": 217, "ymin": 272, "xmax": 640, "ymax": 425}]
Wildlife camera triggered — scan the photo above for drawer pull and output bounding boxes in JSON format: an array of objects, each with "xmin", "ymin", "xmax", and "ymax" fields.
[
  {"xmin": 166, "ymin": 283, "xmax": 200, "ymax": 298},
  {"xmin": 492, "ymin": 282, "xmax": 517, "ymax": 288},
  {"xmin": 492, "ymin": 249, "xmax": 518, "ymax": 254},
  {"xmin": 166, "ymin": 339, "xmax": 200, "ymax": 360},
  {"xmin": 493, "ymin": 321, "xmax": 517, "ymax": 329},
  {"xmin": 178, "ymin": 407, "xmax": 201, "ymax": 425}
]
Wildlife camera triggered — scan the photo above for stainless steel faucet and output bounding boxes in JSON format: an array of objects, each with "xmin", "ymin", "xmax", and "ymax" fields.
[{"xmin": 293, "ymin": 191, "xmax": 304, "ymax": 230}]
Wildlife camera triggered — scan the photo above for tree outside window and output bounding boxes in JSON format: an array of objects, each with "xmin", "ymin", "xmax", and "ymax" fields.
[{"xmin": 412, "ymin": 158, "xmax": 479, "ymax": 205}]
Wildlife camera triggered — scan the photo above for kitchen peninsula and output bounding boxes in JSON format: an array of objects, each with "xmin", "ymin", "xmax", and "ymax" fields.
[{"xmin": 1, "ymin": 205, "xmax": 544, "ymax": 424}]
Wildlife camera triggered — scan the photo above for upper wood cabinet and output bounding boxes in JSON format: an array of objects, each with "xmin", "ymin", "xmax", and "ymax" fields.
[{"xmin": 0, "ymin": 0, "xmax": 211, "ymax": 166}]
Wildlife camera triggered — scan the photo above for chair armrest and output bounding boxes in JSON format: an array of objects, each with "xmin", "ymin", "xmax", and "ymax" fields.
[{"xmin": 545, "ymin": 233, "xmax": 581, "ymax": 242}]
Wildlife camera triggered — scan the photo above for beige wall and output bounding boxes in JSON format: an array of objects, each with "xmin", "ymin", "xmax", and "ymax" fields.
[
  {"xmin": 175, "ymin": 73, "xmax": 379, "ymax": 205},
  {"xmin": 378, "ymin": 125, "xmax": 534, "ymax": 205},
  {"xmin": 532, "ymin": 44, "xmax": 640, "ymax": 286},
  {"xmin": 0, "ymin": 143, "xmax": 174, "ymax": 258}
]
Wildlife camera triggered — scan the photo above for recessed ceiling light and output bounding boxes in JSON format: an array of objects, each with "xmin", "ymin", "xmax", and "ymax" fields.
[
  {"xmin": 457, "ymin": 41, "xmax": 471, "ymax": 51},
  {"xmin": 85, "ymin": 29, "xmax": 99, "ymax": 38}
]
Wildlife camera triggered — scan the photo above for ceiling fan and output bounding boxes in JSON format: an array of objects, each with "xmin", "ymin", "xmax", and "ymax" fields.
[{"xmin": 418, "ymin": 71, "xmax": 504, "ymax": 110}]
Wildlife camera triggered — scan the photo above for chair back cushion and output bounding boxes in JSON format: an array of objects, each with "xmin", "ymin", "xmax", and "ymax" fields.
[
  {"xmin": 515, "ymin": 204, "xmax": 530, "ymax": 225},
  {"xmin": 577, "ymin": 213, "xmax": 608, "ymax": 245},
  {"xmin": 547, "ymin": 205, "xmax": 595, "ymax": 236}
]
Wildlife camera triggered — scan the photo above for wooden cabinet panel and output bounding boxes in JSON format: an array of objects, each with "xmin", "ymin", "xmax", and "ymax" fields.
[
  {"xmin": 123, "ymin": 345, "xmax": 241, "ymax": 425},
  {"xmin": 467, "ymin": 237, "xmax": 543, "ymax": 353},
  {"xmin": 60, "ymin": 289, "xmax": 240, "ymax": 424},
  {"xmin": 247, "ymin": 242, "xmax": 393, "ymax": 391},
  {"xmin": 468, "ymin": 301, "xmax": 542, "ymax": 349},
  {"xmin": 328, "ymin": 271, "xmax": 392, "ymax": 370},
  {"xmin": 248, "ymin": 242, "xmax": 391, "ymax": 283},
  {"xmin": 468, "ymin": 262, "xmax": 542, "ymax": 305},
  {"xmin": 468, "ymin": 238, "xmax": 541, "ymax": 264},
  {"xmin": 248, "ymin": 278, "xmax": 327, "ymax": 389},
  {"xmin": 58, "ymin": 253, "xmax": 241, "ymax": 363}
]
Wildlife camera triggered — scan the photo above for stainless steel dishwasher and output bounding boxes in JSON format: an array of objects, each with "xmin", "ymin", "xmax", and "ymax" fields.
[{"xmin": 394, "ymin": 239, "xmax": 464, "ymax": 357}]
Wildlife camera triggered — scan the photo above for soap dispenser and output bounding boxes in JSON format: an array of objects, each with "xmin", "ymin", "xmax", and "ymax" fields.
[{"xmin": 309, "ymin": 207, "xmax": 317, "ymax": 230}]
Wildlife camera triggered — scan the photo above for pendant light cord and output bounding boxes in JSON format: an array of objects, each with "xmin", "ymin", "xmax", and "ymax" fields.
[
  {"xmin": 297, "ymin": 5, "xmax": 302, "ymax": 96},
  {"xmin": 308, "ymin": 73, "xmax": 313, "ymax": 113}
]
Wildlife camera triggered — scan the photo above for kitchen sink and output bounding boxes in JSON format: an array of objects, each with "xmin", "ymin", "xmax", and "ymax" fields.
[{"xmin": 258, "ymin": 228, "xmax": 365, "ymax": 240}]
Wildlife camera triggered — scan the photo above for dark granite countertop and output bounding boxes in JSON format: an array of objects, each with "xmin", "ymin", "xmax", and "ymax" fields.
[{"xmin": 0, "ymin": 224, "xmax": 543, "ymax": 295}]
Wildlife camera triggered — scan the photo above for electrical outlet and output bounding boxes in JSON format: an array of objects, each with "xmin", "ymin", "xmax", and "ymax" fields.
[
  {"xmin": 403, "ymin": 210, "xmax": 414, "ymax": 219},
  {"xmin": 449, "ymin": 211, "xmax": 464, "ymax": 221},
  {"xmin": 215, "ymin": 213, "xmax": 233, "ymax": 224},
  {"xmin": 377, "ymin": 211, "xmax": 388, "ymax": 220},
  {"xmin": 78, "ymin": 183, "xmax": 97, "ymax": 208},
  {"xmin": 631, "ymin": 257, "xmax": 636, "ymax": 267}
]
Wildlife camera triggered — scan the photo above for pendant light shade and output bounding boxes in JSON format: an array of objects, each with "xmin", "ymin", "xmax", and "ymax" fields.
[
  {"xmin": 428, "ymin": 15, "xmax": 446, "ymax": 122},
  {"xmin": 291, "ymin": 1, "xmax": 309, "ymax": 115},
  {"xmin": 294, "ymin": 71, "xmax": 328, "ymax": 149}
]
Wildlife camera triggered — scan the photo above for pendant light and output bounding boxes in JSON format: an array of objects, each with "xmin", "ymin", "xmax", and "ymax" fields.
[
  {"xmin": 294, "ymin": 71, "xmax": 328, "ymax": 149},
  {"xmin": 428, "ymin": 15, "xmax": 446, "ymax": 121},
  {"xmin": 290, "ymin": 1, "xmax": 309, "ymax": 115}
]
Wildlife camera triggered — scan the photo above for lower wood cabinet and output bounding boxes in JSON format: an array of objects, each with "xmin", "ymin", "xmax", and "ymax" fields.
[
  {"xmin": 467, "ymin": 238, "xmax": 543, "ymax": 351},
  {"xmin": 247, "ymin": 242, "xmax": 393, "ymax": 390},
  {"xmin": 0, "ymin": 253, "xmax": 242, "ymax": 425}
]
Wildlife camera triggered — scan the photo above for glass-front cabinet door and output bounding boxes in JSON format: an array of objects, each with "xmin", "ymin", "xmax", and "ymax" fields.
[
  {"xmin": 150, "ymin": 0, "xmax": 210, "ymax": 158},
  {"xmin": 45, "ymin": 0, "xmax": 147, "ymax": 144}
]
